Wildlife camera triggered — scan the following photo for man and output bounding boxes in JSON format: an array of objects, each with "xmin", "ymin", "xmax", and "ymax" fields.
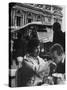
[
  {"xmin": 50, "ymin": 43, "xmax": 65, "ymax": 84},
  {"xmin": 53, "ymin": 22, "xmax": 65, "ymax": 52},
  {"xmin": 50, "ymin": 43, "xmax": 65, "ymax": 74}
]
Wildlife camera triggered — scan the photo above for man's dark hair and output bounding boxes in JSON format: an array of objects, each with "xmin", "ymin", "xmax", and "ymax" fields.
[
  {"xmin": 53, "ymin": 22, "xmax": 61, "ymax": 32},
  {"xmin": 50, "ymin": 43, "xmax": 64, "ymax": 56}
]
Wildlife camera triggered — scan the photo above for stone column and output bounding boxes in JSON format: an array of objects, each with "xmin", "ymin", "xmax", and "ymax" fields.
[
  {"xmin": 14, "ymin": 10, "xmax": 17, "ymax": 27},
  {"xmin": 33, "ymin": 13, "xmax": 36, "ymax": 22},
  {"xmin": 22, "ymin": 13, "xmax": 24, "ymax": 26},
  {"xmin": 24, "ymin": 12, "xmax": 27, "ymax": 24}
]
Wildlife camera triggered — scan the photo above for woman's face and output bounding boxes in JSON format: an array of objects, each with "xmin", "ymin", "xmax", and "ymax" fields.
[{"xmin": 33, "ymin": 45, "xmax": 40, "ymax": 57}]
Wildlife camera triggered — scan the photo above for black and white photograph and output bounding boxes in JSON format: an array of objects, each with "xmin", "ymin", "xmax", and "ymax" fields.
[{"xmin": 9, "ymin": 2, "xmax": 65, "ymax": 87}]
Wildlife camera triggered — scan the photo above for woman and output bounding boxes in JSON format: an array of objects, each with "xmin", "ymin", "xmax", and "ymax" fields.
[{"xmin": 16, "ymin": 39, "xmax": 50, "ymax": 87}]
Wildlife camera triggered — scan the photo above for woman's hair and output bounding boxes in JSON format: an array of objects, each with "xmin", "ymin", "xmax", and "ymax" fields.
[
  {"xmin": 50, "ymin": 43, "xmax": 64, "ymax": 56},
  {"xmin": 27, "ymin": 38, "xmax": 40, "ymax": 54}
]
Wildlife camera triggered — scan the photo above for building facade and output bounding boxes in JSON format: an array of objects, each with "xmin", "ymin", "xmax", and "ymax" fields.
[
  {"xmin": 9, "ymin": 3, "xmax": 63, "ymax": 28},
  {"xmin": 9, "ymin": 3, "xmax": 64, "ymax": 62}
]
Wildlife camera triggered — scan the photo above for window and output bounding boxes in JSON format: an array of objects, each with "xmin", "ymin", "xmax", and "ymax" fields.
[
  {"xmin": 37, "ymin": 15, "xmax": 41, "ymax": 21},
  {"xmin": 27, "ymin": 12, "xmax": 33, "ymax": 23},
  {"xmin": 54, "ymin": 18, "xmax": 58, "ymax": 22},
  {"xmin": 27, "ymin": 18, "xmax": 32, "ymax": 23},
  {"xmin": 16, "ymin": 16, "xmax": 21, "ymax": 26},
  {"xmin": 48, "ymin": 17, "xmax": 51, "ymax": 22}
]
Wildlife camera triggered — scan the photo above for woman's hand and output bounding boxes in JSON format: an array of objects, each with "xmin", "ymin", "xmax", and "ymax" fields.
[{"xmin": 38, "ymin": 62, "xmax": 50, "ymax": 78}]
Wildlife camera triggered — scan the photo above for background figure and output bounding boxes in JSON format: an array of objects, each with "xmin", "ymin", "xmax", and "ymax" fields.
[
  {"xmin": 17, "ymin": 56, "xmax": 23, "ymax": 68},
  {"xmin": 13, "ymin": 35, "xmax": 24, "ymax": 58},
  {"xmin": 13, "ymin": 32, "xmax": 28, "ymax": 63},
  {"xmin": 53, "ymin": 22, "xmax": 65, "ymax": 52}
]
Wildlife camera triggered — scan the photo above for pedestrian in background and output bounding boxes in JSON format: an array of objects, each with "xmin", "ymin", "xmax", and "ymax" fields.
[{"xmin": 53, "ymin": 22, "xmax": 65, "ymax": 52}]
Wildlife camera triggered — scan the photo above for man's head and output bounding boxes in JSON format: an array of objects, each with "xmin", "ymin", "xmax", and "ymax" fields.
[
  {"xmin": 50, "ymin": 43, "xmax": 64, "ymax": 64},
  {"xmin": 53, "ymin": 22, "xmax": 61, "ymax": 32}
]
